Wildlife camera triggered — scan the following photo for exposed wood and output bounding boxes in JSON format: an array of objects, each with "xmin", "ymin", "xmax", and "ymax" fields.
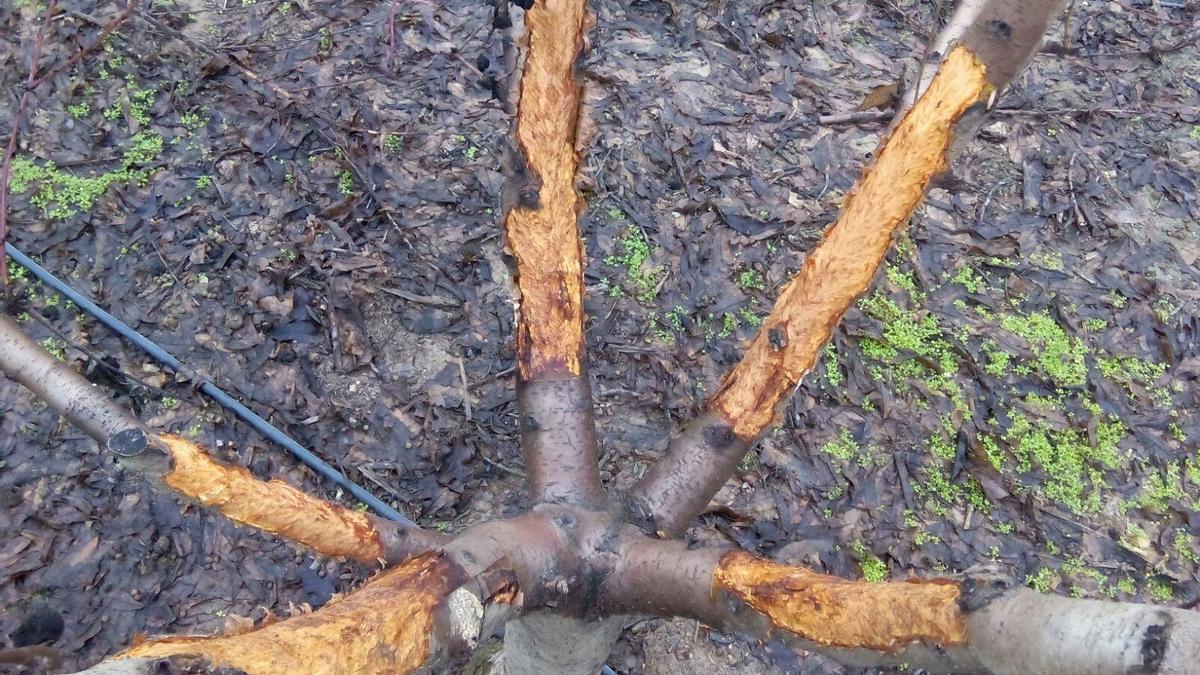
[
  {"xmin": 714, "ymin": 550, "xmax": 966, "ymax": 650},
  {"xmin": 707, "ymin": 46, "xmax": 990, "ymax": 440},
  {"xmin": 503, "ymin": 0, "xmax": 589, "ymax": 382},
  {"xmin": 602, "ymin": 537, "xmax": 1200, "ymax": 675},
  {"xmin": 0, "ymin": 314, "xmax": 442, "ymax": 564},
  {"xmin": 500, "ymin": 0, "xmax": 605, "ymax": 507},
  {"xmin": 161, "ymin": 434, "xmax": 396, "ymax": 564},
  {"xmin": 110, "ymin": 551, "xmax": 518, "ymax": 675}
]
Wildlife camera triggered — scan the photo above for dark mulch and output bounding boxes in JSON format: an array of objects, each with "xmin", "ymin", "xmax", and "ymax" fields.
[{"xmin": 2, "ymin": 0, "xmax": 1197, "ymax": 672}]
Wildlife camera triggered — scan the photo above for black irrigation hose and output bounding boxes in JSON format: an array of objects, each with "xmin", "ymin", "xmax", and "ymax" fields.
[{"xmin": 5, "ymin": 242, "xmax": 413, "ymax": 525}]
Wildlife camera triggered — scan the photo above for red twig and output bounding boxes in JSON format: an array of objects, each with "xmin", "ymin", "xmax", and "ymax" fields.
[
  {"xmin": 387, "ymin": 0, "xmax": 399, "ymax": 70},
  {"xmin": 0, "ymin": 0, "xmax": 58, "ymax": 291}
]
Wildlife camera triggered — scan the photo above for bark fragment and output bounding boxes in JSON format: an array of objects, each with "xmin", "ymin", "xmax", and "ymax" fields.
[{"xmin": 713, "ymin": 551, "xmax": 966, "ymax": 651}]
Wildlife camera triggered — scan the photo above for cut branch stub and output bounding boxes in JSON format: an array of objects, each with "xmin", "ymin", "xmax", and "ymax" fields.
[
  {"xmin": 707, "ymin": 45, "xmax": 991, "ymax": 441},
  {"xmin": 504, "ymin": 0, "xmax": 589, "ymax": 382},
  {"xmin": 115, "ymin": 551, "xmax": 519, "ymax": 674}
]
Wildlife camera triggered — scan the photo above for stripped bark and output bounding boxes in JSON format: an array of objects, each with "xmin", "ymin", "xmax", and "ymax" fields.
[
  {"xmin": 630, "ymin": 0, "xmax": 1070, "ymax": 535},
  {"xmin": 501, "ymin": 0, "xmax": 604, "ymax": 507},
  {"xmin": 602, "ymin": 537, "xmax": 1200, "ymax": 675},
  {"xmin": 0, "ymin": 314, "xmax": 441, "ymax": 564},
  {"xmin": 97, "ymin": 551, "xmax": 519, "ymax": 675}
]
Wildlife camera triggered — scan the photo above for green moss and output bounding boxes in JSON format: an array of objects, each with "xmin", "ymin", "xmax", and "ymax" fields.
[
  {"xmin": 995, "ymin": 521, "xmax": 1014, "ymax": 534},
  {"xmin": 859, "ymin": 295, "xmax": 955, "ymax": 375},
  {"xmin": 951, "ymin": 266, "xmax": 983, "ymax": 294},
  {"xmin": 1082, "ymin": 318, "xmax": 1108, "ymax": 332},
  {"xmin": 1174, "ymin": 530, "xmax": 1200, "ymax": 564},
  {"xmin": 1001, "ymin": 412, "xmax": 1120, "ymax": 513},
  {"xmin": 886, "ymin": 264, "xmax": 921, "ymax": 297},
  {"xmin": 337, "ymin": 169, "xmax": 355, "ymax": 195},
  {"xmin": 980, "ymin": 340, "xmax": 1012, "ymax": 377},
  {"xmin": 999, "ymin": 311, "xmax": 1087, "ymax": 387},
  {"xmin": 68, "ymin": 101, "xmax": 91, "ymax": 119},
  {"xmin": 850, "ymin": 541, "xmax": 888, "ymax": 583},
  {"xmin": 604, "ymin": 228, "xmax": 665, "ymax": 304},
  {"xmin": 1098, "ymin": 355, "xmax": 1166, "ymax": 389},
  {"xmin": 738, "ymin": 306, "xmax": 763, "ymax": 328},
  {"xmin": 9, "ymin": 132, "xmax": 163, "ymax": 219},
  {"xmin": 1115, "ymin": 577, "xmax": 1137, "ymax": 595}
]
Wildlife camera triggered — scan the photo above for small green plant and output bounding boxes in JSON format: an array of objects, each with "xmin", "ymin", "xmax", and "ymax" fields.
[
  {"xmin": 603, "ymin": 228, "xmax": 664, "ymax": 303},
  {"xmin": 824, "ymin": 344, "xmax": 843, "ymax": 387},
  {"xmin": 195, "ymin": 175, "xmax": 213, "ymax": 190},
  {"xmin": 850, "ymin": 541, "xmax": 888, "ymax": 583},
  {"xmin": 950, "ymin": 266, "xmax": 983, "ymax": 293},
  {"xmin": 820, "ymin": 428, "xmax": 859, "ymax": 461},
  {"xmin": 1174, "ymin": 530, "xmax": 1200, "ymax": 564},
  {"xmin": 40, "ymin": 337, "xmax": 67, "ymax": 360},
  {"xmin": 337, "ymin": 169, "xmax": 355, "ymax": 195},
  {"xmin": 1081, "ymin": 318, "xmax": 1108, "ymax": 332},
  {"xmin": 9, "ymin": 132, "xmax": 163, "ymax": 219},
  {"xmin": 384, "ymin": 133, "xmax": 403, "ymax": 153},
  {"xmin": 162, "ymin": 397, "xmax": 180, "ymax": 409},
  {"xmin": 736, "ymin": 269, "xmax": 766, "ymax": 291},
  {"xmin": 737, "ymin": 306, "xmax": 762, "ymax": 328},
  {"xmin": 1138, "ymin": 464, "xmax": 1185, "ymax": 512},
  {"xmin": 318, "ymin": 27, "xmax": 334, "ymax": 51},
  {"xmin": 1147, "ymin": 578, "xmax": 1174, "ymax": 603},
  {"xmin": 68, "ymin": 102, "xmax": 91, "ymax": 119},
  {"xmin": 1026, "ymin": 567, "xmax": 1059, "ymax": 593}
]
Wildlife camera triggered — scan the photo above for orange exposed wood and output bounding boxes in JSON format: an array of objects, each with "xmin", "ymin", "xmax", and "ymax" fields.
[
  {"xmin": 714, "ymin": 551, "xmax": 966, "ymax": 651},
  {"xmin": 504, "ymin": 0, "xmax": 588, "ymax": 381},
  {"xmin": 119, "ymin": 551, "xmax": 467, "ymax": 674},
  {"xmin": 708, "ymin": 46, "xmax": 991, "ymax": 439},
  {"xmin": 160, "ymin": 434, "xmax": 385, "ymax": 563}
]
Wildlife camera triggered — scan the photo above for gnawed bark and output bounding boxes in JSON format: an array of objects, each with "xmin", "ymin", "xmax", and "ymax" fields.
[
  {"xmin": 707, "ymin": 45, "xmax": 987, "ymax": 438},
  {"xmin": 630, "ymin": 0, "xmax": 1072, "ymax": 535},
  {"xmin": 602, "ymin": 537, "xmax": 1200, "ymax": 675},
  {"xmin": 0, "ymin": 313, "xmax": 441, "ymax": 564},
  {"xmin": 502, "ymin": 0, "xmax": 604, "ymax": 506},
  {"xmin": 630, "ymin": 45, "xmax": 992, "ymax": 534},
  {"xmin": 98, "ymin": 552, "xmax": 519, "ymax": 675}
]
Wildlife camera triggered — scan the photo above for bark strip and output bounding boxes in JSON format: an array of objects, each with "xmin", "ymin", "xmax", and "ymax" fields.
[
  {"xmin": 602, "ymin": 536, "xmax": 1200, "ymax": 674},
  {"xmin": 112, "ymin": 551, "xmax": 520, "ymax": 675},
  {"xmin": 629, "ymin": 46, "xmax": 992, "ymax": 534},
  {"xmin": 504, "ymin": 0, "xmax": 589, "ymax": 382},
  {"xmin": 503, "ymin": 0, "xmax": 605, "ymax": 505},
  {"xmin": 0, "ymin": 313, "xmax": 440, "ymax": 564},
  {"xmin": 706, "ymin": 46, "xmax": 990, "ymax": 440}
]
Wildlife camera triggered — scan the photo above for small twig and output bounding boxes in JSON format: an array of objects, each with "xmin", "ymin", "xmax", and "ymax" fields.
[
  {"xmin": 388, "ymin": 0, "xmax": 399, "ymax": 69},
  {"xmin": 376, "ymin": 285, "xmax": 460, "ymax": 308},
  {"xmin": 479, "ymin": 453, "xmax": 525, "ymax": 477},
  {"xmin": 818, "ymin": 110, "xmax": 891, "ymax": 125},
  {"xmin": 28, "ymin": 0, "xmax": 141, "ymax": 90},
  {"xmin": 458, "ymin": 356, "xmax": 472, "ymax": 420}
]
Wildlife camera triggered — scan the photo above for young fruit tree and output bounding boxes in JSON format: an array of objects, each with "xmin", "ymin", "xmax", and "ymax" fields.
[{"xmin": 1, "ymin": 0, "xmax": 1197, "ymax": 673}]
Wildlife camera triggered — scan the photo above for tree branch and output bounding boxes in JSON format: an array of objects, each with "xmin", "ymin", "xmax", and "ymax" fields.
[
  {"xmin": 629, "ymin": 0, "xmax": 1071, "ymax": 535},
  {"xmin": 82, "ymin": 551, "xmax": 520, "ymax": 675},
  {"xmin": 503, "ymin": 0, "xmax": 604, "ymax": 505},
  {"xmin": 602, "ymin": 537, "xmax": 1200, "ymax": 674},
  {"xmin": 0, "ymin": 313, "xmax": 441, "ymax": 564}
]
